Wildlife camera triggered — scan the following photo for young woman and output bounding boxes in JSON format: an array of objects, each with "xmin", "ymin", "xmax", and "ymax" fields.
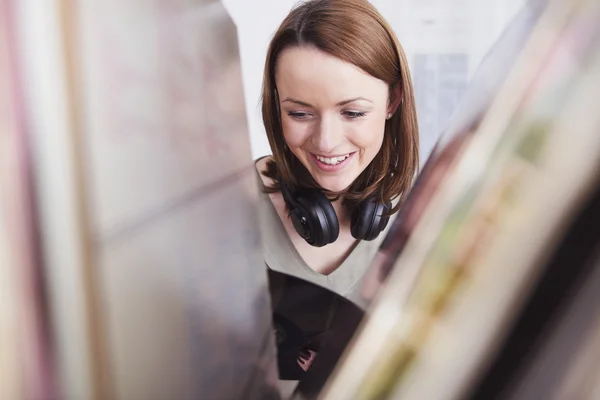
[
  {"xmin": 256, "ymin": 0, "xmax": 419, "ymax": 298},
  {"xmin": 255, "ymin": 0, "xmax": 419, "ymax": 373}
]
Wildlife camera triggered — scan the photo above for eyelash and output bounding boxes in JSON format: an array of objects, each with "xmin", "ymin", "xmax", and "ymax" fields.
[
  {"xmin": 287, "ymin": 112, "xmax": 311, "ymax": 120},
  {"xmin": 286, "ymin": 111, "xmax": 367, "ymax": 120},
  {"xmin": 343, "ymin": 111, "xmax": 366, "ymax": 119}
]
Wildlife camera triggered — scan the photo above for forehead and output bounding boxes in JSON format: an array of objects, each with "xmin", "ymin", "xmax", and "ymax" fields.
[{"xmin": 275, "ymin": 46, "xmax": 388, "ymax": 103}]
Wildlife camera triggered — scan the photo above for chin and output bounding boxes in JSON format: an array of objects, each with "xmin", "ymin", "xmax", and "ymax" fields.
[{"xmin": 316, "ymin": 176, "xmax": 356, "ymax": 193}]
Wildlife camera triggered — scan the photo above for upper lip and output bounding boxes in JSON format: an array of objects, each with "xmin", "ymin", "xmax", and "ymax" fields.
[{"xmin": 311, "ymin": 152, "xmax": 354, "ymax": 158}]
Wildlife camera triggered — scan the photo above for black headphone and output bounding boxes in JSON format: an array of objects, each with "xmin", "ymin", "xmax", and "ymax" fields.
[{"xmin": 279, "ymin": 178, "xmax": 392, "ymax": 247}]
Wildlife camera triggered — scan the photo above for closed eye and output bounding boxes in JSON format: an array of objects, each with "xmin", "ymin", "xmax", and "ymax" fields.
[
  {"xmin": 287, "ymin": 111, "xmax": 312, "ymax": 120},
  {"xmin": 343, "ymin": 110, "xmax": 367, "ymax": 119}
]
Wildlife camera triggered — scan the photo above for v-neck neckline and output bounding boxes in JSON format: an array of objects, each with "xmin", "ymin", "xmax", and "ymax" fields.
[{"xmin": 255, "ymin": 157, "xmax": 366, "ymax": 280}]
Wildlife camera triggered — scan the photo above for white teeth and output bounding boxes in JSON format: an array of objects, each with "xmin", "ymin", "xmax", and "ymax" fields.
[{"xmin": 316, "ymin": 154, "xmax": 350, "ymax": 165}]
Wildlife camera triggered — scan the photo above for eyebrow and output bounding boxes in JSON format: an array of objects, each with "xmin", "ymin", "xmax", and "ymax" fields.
[{"xmin": 282, "ymin": 97, "xmax": 373, "ymax": 107}]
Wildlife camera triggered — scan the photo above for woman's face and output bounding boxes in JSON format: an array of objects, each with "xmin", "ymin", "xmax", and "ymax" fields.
[{"xmin": 275, "ymin": 46, "xmax": 393, "ymax": 192}]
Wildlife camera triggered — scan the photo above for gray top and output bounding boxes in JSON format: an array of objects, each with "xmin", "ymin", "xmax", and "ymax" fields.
[{"xmin": 255, "ymin": 165, "xmax": 395, "ymax": 309}]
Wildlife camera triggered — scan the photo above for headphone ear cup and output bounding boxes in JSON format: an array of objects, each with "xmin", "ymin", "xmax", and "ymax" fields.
[
  {"xmin": 351, "ymin": 199, "xmax": 391, "ymax": 241},
  {"xmin": 291, "ymin": 190, "xmax": 339, "ymax": 247}
]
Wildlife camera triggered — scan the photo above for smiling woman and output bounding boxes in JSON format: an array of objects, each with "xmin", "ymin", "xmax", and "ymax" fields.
[
  {"xmin": 255, "ymin": 0, "xmax": 419, "ymax": 386},
  {"xmin": 257, "ymin": 0, "xmax": 419, "ymax": 282},
  {"xmin": 257, "ymin": 0, "xmax": 418, "ymax": 260},
  {"xmin": 277, "ymin": 46, "xmax": 392, "ymax": 193}
]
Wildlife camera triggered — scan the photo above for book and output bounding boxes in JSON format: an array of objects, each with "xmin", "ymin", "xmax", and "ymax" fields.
[
  {"xmin": 318, "ymin": 0, "xmax": 600, "ymax": 398},
  {"xmin": 9, "ymin": 0, "xmax": 278, "ymax": 398}
]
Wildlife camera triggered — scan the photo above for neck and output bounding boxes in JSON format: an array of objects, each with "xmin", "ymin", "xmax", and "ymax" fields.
[{"xmin": 331, "ymin": 197, "xmax": 350, "ymax": 228}]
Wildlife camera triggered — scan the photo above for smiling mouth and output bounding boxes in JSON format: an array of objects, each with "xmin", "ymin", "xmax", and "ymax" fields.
[{"xmin": 313, "ymin": 153, "xmax": 352, "ymax": 165}]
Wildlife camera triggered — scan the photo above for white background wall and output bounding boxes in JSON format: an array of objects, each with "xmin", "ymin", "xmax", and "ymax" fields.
[{"xmin": 221, "ymin": 0, "xmax": 527, "ymax": 161}]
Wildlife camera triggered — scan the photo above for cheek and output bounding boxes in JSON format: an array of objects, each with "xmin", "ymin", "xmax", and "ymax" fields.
[
  {"xmin": 282, "ymin": 120, "xmax": 311, "ymax": 148},
  {"xmin": 353, "ymin": 118, "xmax": 386, "ymax": 153}
]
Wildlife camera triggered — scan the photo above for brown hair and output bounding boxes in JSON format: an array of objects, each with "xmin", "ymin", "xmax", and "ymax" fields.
[{"xmin": 261, "ymin": 0, "xmax": 419, "ymax": 213}]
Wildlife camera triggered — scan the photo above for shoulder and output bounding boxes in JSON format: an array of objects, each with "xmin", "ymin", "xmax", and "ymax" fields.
[
  {"xmin": 254, "ymin": 155, "xmax": 271, "ymax": 173},
  {"xmin": 254, "ymin": 155, "xmax": 275, "ymax": 189},
  {"xmin": 254, "ymin": 155, "xmax": 288, "ymax": 223}
]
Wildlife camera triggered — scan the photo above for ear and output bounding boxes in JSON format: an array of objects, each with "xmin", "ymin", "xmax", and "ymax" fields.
[{"xmin": 387, "ymin": 84, "xmax": 402, "ymax": 117}]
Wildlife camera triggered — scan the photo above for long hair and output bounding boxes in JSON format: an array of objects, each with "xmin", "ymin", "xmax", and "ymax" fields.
[{"xmin": 261, "ymin": 0, "xmax": 419, "ymax": 212}]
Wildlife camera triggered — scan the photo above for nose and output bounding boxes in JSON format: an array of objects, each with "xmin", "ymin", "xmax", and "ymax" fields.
[{"xmin": 311, "ymin": 115, "xmax": 342, "ymax": 154}]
